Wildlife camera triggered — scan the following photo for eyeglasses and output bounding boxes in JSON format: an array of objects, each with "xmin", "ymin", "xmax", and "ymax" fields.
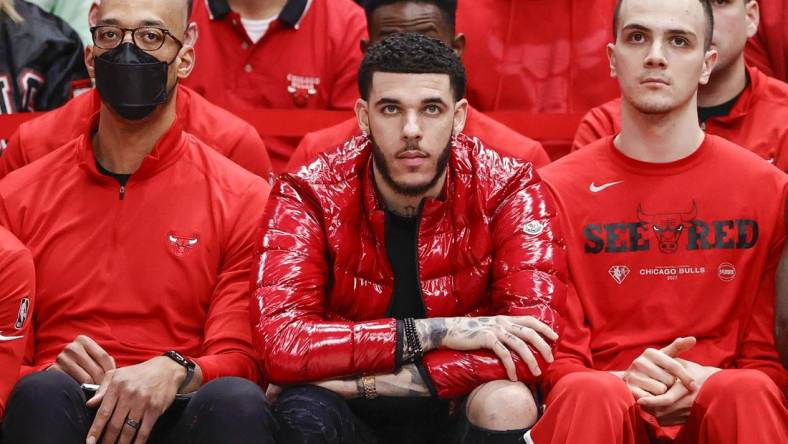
[{"xmin": 90, "ymin": 26, "xmax": 184, "ymax": 52}]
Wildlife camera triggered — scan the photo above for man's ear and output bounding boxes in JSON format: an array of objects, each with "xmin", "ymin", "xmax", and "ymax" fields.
[
  {"xmin": 85, "ymin": 44, "xmax": 96, "ymax": 79},
  {"xmin": 745, "ymin": 0, "xmax": 760, "ymax": 38},
  {"xmin": 607, "ymin": 43, "xmax": 618, "ymax": 78},
  {"xmin": 176, "ymin": 22, "xmax": 198, "ymax": 79},
  {"xmin": 355, "ymin": 98, "xmax": 370, "ymax": 134},
  {"xmin": 452, "ymin": 98, "xmax": 469, "ymax": 135},
  {"xmin": 452, "ymin": 33, "xmax": 466, "ymax": 57},
  {"xmin": 699, "ymin": 48, "xmax": 719, "ymax": 86}
]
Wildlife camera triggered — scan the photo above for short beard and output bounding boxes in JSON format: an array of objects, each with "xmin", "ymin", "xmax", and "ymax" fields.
[{"xmin": 371, "ymin": 136, "xmax": 452, "ymax": 197}]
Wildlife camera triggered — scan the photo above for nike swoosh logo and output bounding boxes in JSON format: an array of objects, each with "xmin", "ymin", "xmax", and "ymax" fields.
[
  {"xmin": 590, "ymin": 180, "xmax": 624, "ymax": 193},
  {"xmin": 0, "ymin": 332, "xmax": 24, "ymax": 342}
]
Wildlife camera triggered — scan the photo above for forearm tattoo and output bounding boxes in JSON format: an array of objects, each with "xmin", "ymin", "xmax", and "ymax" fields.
[{"xmin": 374, "ymin": 364, "xmax": 430, "ymax": 397}]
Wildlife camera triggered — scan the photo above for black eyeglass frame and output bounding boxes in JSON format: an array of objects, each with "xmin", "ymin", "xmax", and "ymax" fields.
[{"xmin": 89, "ymin": 25, "xmax": 184, "ymax": 52}]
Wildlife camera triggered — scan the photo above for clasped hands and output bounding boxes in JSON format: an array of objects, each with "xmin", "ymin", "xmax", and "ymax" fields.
[
  {"xmin": 615, "ymin": 336, "xmax": 720, "ymax": 426},
  {"xmin": 48, "ymin": 335, "xmax": 188, "ymax": 444}
]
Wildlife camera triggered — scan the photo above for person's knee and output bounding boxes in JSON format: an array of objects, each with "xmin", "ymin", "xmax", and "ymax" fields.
[
  {"xmin": 276, "ymin": 385, "xmax": 350, "ymax": 431},
  {"xmin": 696, "ymin": 369, "xmax": 780, "ymax": 407},
  {"xmin": 192, "ymin": 377, "xmax": 272, "ymax": 420},
  {"xmin": 7, "ymin": 370, "xmax": 82, "ymax": 410},
  {"xmin": 465, "ymin": 380, "xmax": 538, "ymax": 431}
]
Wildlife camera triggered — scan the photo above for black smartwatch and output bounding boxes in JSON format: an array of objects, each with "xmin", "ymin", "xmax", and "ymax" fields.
[{"xmin": 163, "ymin": 350, "xmax": 195, "ymax": 393}]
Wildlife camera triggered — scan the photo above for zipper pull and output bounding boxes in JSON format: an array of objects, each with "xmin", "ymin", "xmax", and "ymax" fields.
[{"xmin": 119, "ymin": 185, "xmax": 126, "ymax": 200}]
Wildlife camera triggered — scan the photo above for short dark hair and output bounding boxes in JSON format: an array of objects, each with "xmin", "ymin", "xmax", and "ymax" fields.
[
  {"xmin": 363, "ymin": 0, "xmax": 457, "ymax": 32},
  {"xmin": 613, "ymin": 0, "xmax": 714, "ymax": 50},
  {"xmin": 187, "ymin": 0, "xmax": 194, "ymax": 18},
  {"xmin": 358, "ymin": 32, "xmax": 466, "ymax": 101}
]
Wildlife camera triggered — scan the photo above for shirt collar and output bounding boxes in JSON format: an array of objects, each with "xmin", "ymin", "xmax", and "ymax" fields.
[{"xmin": 206, "ymin": 0, "xmax": 310, "ymax": 28}]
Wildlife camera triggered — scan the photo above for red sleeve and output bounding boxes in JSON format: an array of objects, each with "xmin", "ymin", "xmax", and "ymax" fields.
[
  {"xmin": 572, "ymin": 103, "xmax": 619, "ymax": 152},
  {"xmin": 0, "ymin": 242, "xmax": 35, "ymax": 419},
  {"xmin": 252, "ymin": 178, "xmax": 397, "ymax": 385},
  {"xmin": 192, "ymin": 179, "xmax": 271, "ymax": 384},
  {"xmin": 225, "ymin": 123, "xmax": 274, "ymax": 184},
  {"xmin": 538, "ymin": 184, "xmax": 598, "ymax": 394},
  {"xmin": 284, "ymin": 132, "xmax": 317, "ymax": 172},
  {"xmin": 326, "ymin": 6, "xmax": 365, "ymax": 109},
  {"xmin": 423, "ymin": 165, "xmax": 568, "ymax": 399},
  {"xmin": 0, "ymin": 128, "xmax": 28, "ymax": 180},
  {"xmin": 734, "ymin": 184, "xmax": 788, "ymax": 390}
]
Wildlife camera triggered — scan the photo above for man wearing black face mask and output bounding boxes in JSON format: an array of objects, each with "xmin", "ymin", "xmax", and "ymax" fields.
[{"xmin": 0, "ymin": 1, "xmax": 278, "ymax": 443}]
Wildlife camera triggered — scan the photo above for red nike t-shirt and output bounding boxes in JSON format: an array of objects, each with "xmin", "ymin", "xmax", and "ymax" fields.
[{"xmin": 541, "ymin": 135, "xmax": 788, "ymax": 398}]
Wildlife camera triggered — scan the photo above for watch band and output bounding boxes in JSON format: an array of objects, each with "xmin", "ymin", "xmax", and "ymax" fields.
[{"xmin": 163, "ymin": 350, "xmax": 195, "ymax": 393}]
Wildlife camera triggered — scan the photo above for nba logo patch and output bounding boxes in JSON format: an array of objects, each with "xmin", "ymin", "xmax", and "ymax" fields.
[{"xmin": 15, "ymin": 297, "xmax": 29, "ymax": 329}]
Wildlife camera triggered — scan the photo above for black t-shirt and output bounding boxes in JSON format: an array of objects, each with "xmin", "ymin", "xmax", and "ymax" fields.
[
  {"xmin": 698, "ymin": 73, "xmax": 749, "ymax": 124},
  {"xmin": 384, "ymin": 211, "xmax": 426, "ymax": 319},
  {"xmin": 95, "ymin": 159, "xmax": 131, "ymax": 186}
]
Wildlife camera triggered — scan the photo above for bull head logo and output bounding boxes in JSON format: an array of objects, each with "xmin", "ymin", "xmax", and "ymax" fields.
[
  {"xmin": 637, "ymin": 201, "xmax": 697, "ymax": 254},
  {"xmin": 167, "ymin": 232, "xmax": 199, "ymax": 257}
]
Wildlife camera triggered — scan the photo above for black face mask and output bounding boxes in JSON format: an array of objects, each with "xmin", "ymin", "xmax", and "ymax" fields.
[{"xmin": 94, "ymin": 43, "xmax": 172, "ymax": 121}]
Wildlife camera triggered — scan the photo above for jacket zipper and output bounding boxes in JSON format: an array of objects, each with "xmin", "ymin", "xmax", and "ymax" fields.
[
  {"xmin": 413, "ymin": 201, "xmax": 428, "ymax": 317},
  {"xmin": 119, "ymin": 184, "xmax": 126, "ymax": 200}
]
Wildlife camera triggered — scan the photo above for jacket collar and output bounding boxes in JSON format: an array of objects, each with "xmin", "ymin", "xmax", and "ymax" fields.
[
  {"xmin": 206, "ymin": 0, "xmax": 310, "ymax": 28},
  {"xmin": 708, "ymin": 65, "xmax": 765, "ymax": 124},
  {"xmin": 76, "ymin": 108, "xmax": 187, "ymax": 183},
  {"xmin": 358, "ymin": 134, "xmax": 461, "ymax": 240}
]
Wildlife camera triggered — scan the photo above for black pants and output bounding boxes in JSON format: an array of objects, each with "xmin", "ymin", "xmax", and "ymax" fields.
[
  {"xmin": 1, "ymin": 371, "xmax": 278, "ymax": 444},
  {"xmin": 275, "ymin": 385, "xmax": 530, "ymax": 444}
]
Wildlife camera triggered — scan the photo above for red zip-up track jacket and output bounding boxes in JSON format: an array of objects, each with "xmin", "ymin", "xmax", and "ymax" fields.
[
  {"xmin": 0, "ymin": 226, "xmax": 34, "ymax": 419},
  {"xmin": 0, "ymin": 112, "xmax": 270, "ymax": 383},
  {"xmin": 253, "ymin": 133, "xmax": 566, "ymax": 399},
  {"xmin": 0, "ymin": 85, "xmax": 273, "ymax": 181},
  {"xmin": 285, "ymin": 105, "xmax": 551, "ymax": 172},
  {"xmin": 572, "ymin": 66, "xmax": 788, "ymax": 172}
]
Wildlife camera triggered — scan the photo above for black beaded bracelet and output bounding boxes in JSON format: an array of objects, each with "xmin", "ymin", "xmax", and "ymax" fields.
[{"xmin": 403, "ymin": 317, "xmax": 423, "ymax": 361}]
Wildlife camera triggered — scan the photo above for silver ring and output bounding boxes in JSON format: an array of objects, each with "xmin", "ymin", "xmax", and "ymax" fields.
[{"xmin": 125, "ymin": 418, "xmax": 140, "ymax": 430}]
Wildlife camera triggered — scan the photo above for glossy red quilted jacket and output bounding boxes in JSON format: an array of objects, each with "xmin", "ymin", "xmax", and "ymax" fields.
[{"xmin": 252, "ymin": 133, "xmax": 567, "ymax": 398}]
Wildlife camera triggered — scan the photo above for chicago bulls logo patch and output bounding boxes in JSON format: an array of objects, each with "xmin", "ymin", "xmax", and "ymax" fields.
[
  {"xmin": 167, "ymin": 232, "xmax": 199, "ymax": 257},
  {"xmin": 287, "ymin": 74, "xmax": 320, "ymax": 107}
]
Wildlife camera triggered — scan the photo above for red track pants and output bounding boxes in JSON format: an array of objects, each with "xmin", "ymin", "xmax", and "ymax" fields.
[{"xmin": 529, "ymin": 369, "xmax": 787, "ymax": 443}]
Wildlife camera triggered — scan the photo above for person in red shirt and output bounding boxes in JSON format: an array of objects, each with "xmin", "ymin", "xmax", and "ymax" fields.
[
  {"xmin": 0, "ymin": 85, "xmax": 274, "ymax": 182},
  {"xmin": 0, "ymin": 226, "xmax": 34, "ymax": 421},
  {"xmin": 745, "ymin": 0, "xmax": 787, "ymax": 81},
  {"xmin": 530, "ymin": 0, "xmax": 788, "ymax": 443},
  {"xmin": 285, "ymin": 0, "xmax": 550, "ymax": 172},
  {"xmin": 184, "ymin": 0, "xmax": 366, "ymax": 172},
  {"xmin": 0, "ymin": 1, "xmax": 276, "ymax": 443},
  {"xmin": 456, "ymin": 0, "xmax": 620, "ymax": 114},
  {"xmin": 573, "ymin": 0, "xmax": 788, "ymax": 172},
  {"xmin": 254, "ymin": 33, "xmax": 566, "ymax": 444}
]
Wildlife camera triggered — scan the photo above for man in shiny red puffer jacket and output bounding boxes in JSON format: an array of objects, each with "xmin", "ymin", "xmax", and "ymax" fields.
[{"xmin": 251, "ymin": 33, "xmax": 567, "ymax": 444}]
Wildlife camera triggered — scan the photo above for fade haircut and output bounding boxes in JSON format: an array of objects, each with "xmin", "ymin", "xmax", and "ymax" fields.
[
  {"xmin": 187, "ymin": 0, "xmax": 194, "ymax": 18},
  {"xmin": 358, "ymin": 32, "xmax": 466, "ymax": 101},
  {"xmin": 363, "ymin": 0, "xmax": 457, "ymax": 32},
  {"xmin": 613, "ymin": 0, "xmax": 714, "ymax": 50}
]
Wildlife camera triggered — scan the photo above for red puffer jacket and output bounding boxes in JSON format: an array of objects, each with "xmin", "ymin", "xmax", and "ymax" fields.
[{"xmin": 252, "ymin": 134, "xmax": 567, "ymax": 399}]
